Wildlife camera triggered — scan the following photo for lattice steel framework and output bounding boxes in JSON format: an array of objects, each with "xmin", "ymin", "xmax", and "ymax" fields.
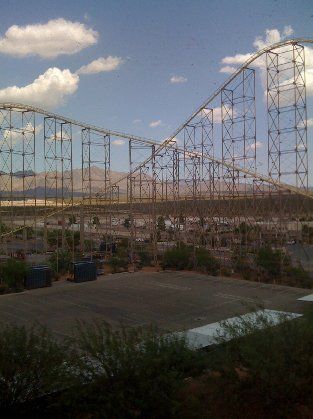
[
  {"xmin": 152, "ymin": 141, "xmax": 180, "ymax": 258},
  {"xmin": 44, "ymin": 117, "xmax": 73, "ymax": 260},
  {"xmin": 128, "ymin": 140, "xmax": 155, "ymax": 263},
  {"xmin": 82, "ymin": 129, "xmax": 110, "ymax": 258},
  {"xmin": 221, "ymin": 68, "xmax": 256, "ymax": 250},
  {"xmin": 267, "ymin": 44, "xmax": 308, "ymax": 243},
  {"xmin": 0, "ymin": 38, "xmax": 312, "ymax": 275},
  {"xmin": 0, "ymin": 108, "xmax": 36, "ymax": 255}
]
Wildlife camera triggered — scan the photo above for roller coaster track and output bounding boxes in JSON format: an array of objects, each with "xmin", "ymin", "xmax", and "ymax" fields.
[{"xmin": 0, "ymin": 38, "xmax": 313, "ymax": 240}]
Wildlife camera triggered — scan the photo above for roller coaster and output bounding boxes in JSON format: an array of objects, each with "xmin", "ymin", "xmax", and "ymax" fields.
[{"xmin": 0, "ymin": 39, "xmax": 313, "ymax": 271}]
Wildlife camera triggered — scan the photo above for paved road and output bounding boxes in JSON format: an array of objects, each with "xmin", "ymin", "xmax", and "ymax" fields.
[{"xmin": 0, "ymin": 271, "xmax": 309, "ymax": 340}]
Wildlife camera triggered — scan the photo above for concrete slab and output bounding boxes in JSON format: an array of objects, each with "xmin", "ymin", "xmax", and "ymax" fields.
[{"xmin": 0, "ymin": 271, "xmax": 309, "ymax": 340}]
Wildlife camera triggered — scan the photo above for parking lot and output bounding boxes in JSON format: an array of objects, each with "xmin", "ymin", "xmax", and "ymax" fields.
[{"xmin": 0, "ymin": 271, "xmax": 309, "ymax": 340}]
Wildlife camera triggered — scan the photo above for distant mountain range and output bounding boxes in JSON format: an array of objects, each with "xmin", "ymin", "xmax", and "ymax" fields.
[
  {"xmin": 0, "ymin": 167, "xmax": 128, "ymax": 198},
  {"xmin": 0, "ymin": 166, "xmax": 302, "ymax": 199}
]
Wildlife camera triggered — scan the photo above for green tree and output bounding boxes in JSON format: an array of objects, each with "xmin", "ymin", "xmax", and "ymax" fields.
[
  {"xmin": 65, "ymin": 231, "xmax": 80, "ymax": 249},
  {"xmin": 68, "ymin": 214, "xmax": 77, "ymax": 225},
  {"xmin": 0, "ymin": 223, "xmax": 8, "ymax": 234},
  {"xmin": 211, "ymin": 308, "xmax": 313, "ymax": 418},
  {"xmin": 255, "ymin": 246, "xmax": 288, "ymax": 279},
  {"xmin": 49, "ymin": 250, "xmax": 72, "ymax": 276},
  {"xmin": 92, "ymin": 216, "xmax": 100, "ymax": 227},
  {"xmin": 47, "ymin": 229, "xmax": 60, "ymax": 247},
  {"xmin": 0, "ymin": 324, "xmax": 71, "ymax": 409},
  {"xmin": 157, "ymin": 216, "xmax": 166, "ymax": 232},
  {"xmin": 123, "ymin": 218, "xmax": 131, "ymax": 229},
  {"xmin": 0, "ymin": 259, "xmax": 28, "ymax": 291},
  {"xmin": 22, "ymin": 226, "xmax": 34, "ymax": 239},
  {"xmin": 162, "ymin": 244, "xmax": 191, "ymax": 270},
  {"xmin": 67, "ymin": 321, "xmax": 202, "ymax": 418},
  {"xmin": 194, "ymin": 247, "xmax": 220, "ymax": 275}
]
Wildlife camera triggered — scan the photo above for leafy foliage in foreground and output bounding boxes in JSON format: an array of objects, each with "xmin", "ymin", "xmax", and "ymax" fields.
[
  {"xmin": 0, "ymin": 324, "xmax": 71, "ymax": 409},
  {"xmin": 2, "ymin": 309, "xmax": 313, "ymax": 418},
  {"xmin": 66, "ymin": 322, "xmax": 203, "ymax": 418},
  {"xmin": 206, "ymin": 308, "xmax": 313, "ymax": 418}
]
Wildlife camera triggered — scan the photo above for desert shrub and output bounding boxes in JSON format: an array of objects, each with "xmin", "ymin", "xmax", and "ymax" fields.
[
  {"xmin": 162, "ymin": 244, "xmax": 191, "ymax": 270},
  {"xmin": 220, "ymin": 266, "xmax": 232, "ymax": 277},
  {"xmin": 285, "ymin": 265, "xmax": 312, "ymax": 288},
  {"xmin": 67, "ymin": 321, "xmax": 203, "ymax": 418},
  {"xmin": 0, "ymin": 259, "xmax": 28, "ymax": 291},
  {"xmin": 0, "ymin": 324, "xmax": 70, "ymax": 410},
  {"xmin": 108, "ymin": 256, "xmax": 128, "ymax": 273},
  {"xmin": 231, "ymin": 247, "xmax": 256, "ymax": 281},
  {"xmin": 138, "ymin": 250, "xmax": 152, "ymax": 268},
  {"xmin": 49, "ymin": 250, "xmax": 72, "ymax": 277},
  {"xmin": 194, "ymin": 247, "xmax": 220, "ymax": 275},
  {"xmin": 209, "ymin": 308, "xmax": 313, "ymax": 417},
  {"xmin": 255, "ymin": 246, "xmax": 289, "ymax": 279},
  {"xmin": 0, "ymin": 283, "xmax": 9, "ymax": 294}
]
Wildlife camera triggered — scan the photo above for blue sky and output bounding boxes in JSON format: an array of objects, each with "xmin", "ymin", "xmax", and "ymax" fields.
[{"xmin": 0, "ymin": 0, "xmax": 312, "ymax": 178}]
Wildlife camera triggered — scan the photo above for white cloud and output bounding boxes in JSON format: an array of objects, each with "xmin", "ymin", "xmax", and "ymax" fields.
[
  {"xmin": 249, "ymin": 141, "xmax": 263, "ymax": 150},
  {"xmin": 112, "ymin": 139, "xmax": 125, "ymax": 146},
  {"xmin": 202, "ymin": 105, "xmax": 235, "ymax": 124},
  {"xmin": 253, "ymin": 26, "xmax": 293, "ymax": 51},
  {"xmin": 132, "ymin": 119, "xmax": 142, "ymax": 124},
  {"xmin": 149, "ymin": 120, "xmax": 162, "ymax": 128},
  {"xmin": 0, "ymin": 18, "xmax": 98, "ymax": 59},
  {"xmin": 77, "ymin": 56, "xmax": 123, "ymax": 75},
  {"xmin": 221, "ymin": 53, "xmax": 253, "ymax": 66},
  {"xmin": 1, "ymin": 122, "xmax": 43, "ymax": 145},
  {"xmin": 219, "ymin": 65, "xmax": 237, "ymax": 74},
  {"xmin": 170, "ymin": 75, "xmax": 187, "ymax": 84},
  {"xmin": 307, "ymin": 118, "xmax": 313, "ymax": 127},
  {"xmin": 283, "ymin": 25, "xmax": 294, "ymax": 37},
  {"xmin": 0, "ymin": 67, "xmax": 79, "ymax": 108},
  {"xmin": 219, "ymin": 27, "xmax": 313, "ymax": 97},
  {"xmin": 253, "ymin": 28, "xmax": 282, "ymax": 51},
  {"xmin": 220, "ymin": 27, "xmax": 294, "ymax": 69}
]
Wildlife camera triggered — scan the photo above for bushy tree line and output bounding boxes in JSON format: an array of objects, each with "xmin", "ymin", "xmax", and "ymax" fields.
[
  {"xmin": 162, "ymin": 244, "xmax": 220, "ymax": 275},
  {"xmin": 2, "ymin": 310, "xmax": 313, "ymax": 417},
  {"xmin": 232, "ymin": 245, "xmax": 312, "ymax": 288},
  {"xmin": 0, "ymin": 322, "xmax": 202, "ymax": 418}
]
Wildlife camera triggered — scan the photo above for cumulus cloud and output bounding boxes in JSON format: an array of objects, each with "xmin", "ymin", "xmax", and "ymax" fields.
[
  {"xmin": 219, "ymin": 65, "xmax": 237, "ymax": 74},
  {"xmin": 112, "ymin": 139, "xmax": 125, "ymax": 146},
  {"xmin": 283, "ymin": 25, "xmax": 294, "ymax": 37},
  {"xmin": 170, "ymin": 75, "xmax": 187, "ymax": 84},
  {"xmin": 307, "ymin": 118, "xmax": 313, "ymax": 127},
  {"xmin": 149, "ymin": 120, "xmax": 162, "ymax": 128},
  {"xmin": 220, "ymin": 26, "xmax": 294, "ymax": 72},
  {"xmin": 221, "ymin": 53, "xmax": 253, "ymax": 67},
  {"xmin": 219, "ymin": 26, "xmax": 313, "ymax": 97},
  {"xmin": 0, "ymin": 67, "xmax": 79, "ymax": 108},
  {"xmin": 253, "ymin": 28, "xmax": 282, "ymax": 51},
  {"xmin": 0, "ymin": 18, "xmax": 98, "ymax": 59},
  {"xmin": 202, "ymin": 105, "xmax": 235, "ymax": 124},
  {"xmin": 248, "ymin": 141, "xmax": 263, "ymax": 151},
  {"xmin": 1, "ymin": 122, "xmax": 43, "ymax": 145},
  {"xmin": 77, "ymin": 56, "xmax": 123, "ymax": 75}
]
